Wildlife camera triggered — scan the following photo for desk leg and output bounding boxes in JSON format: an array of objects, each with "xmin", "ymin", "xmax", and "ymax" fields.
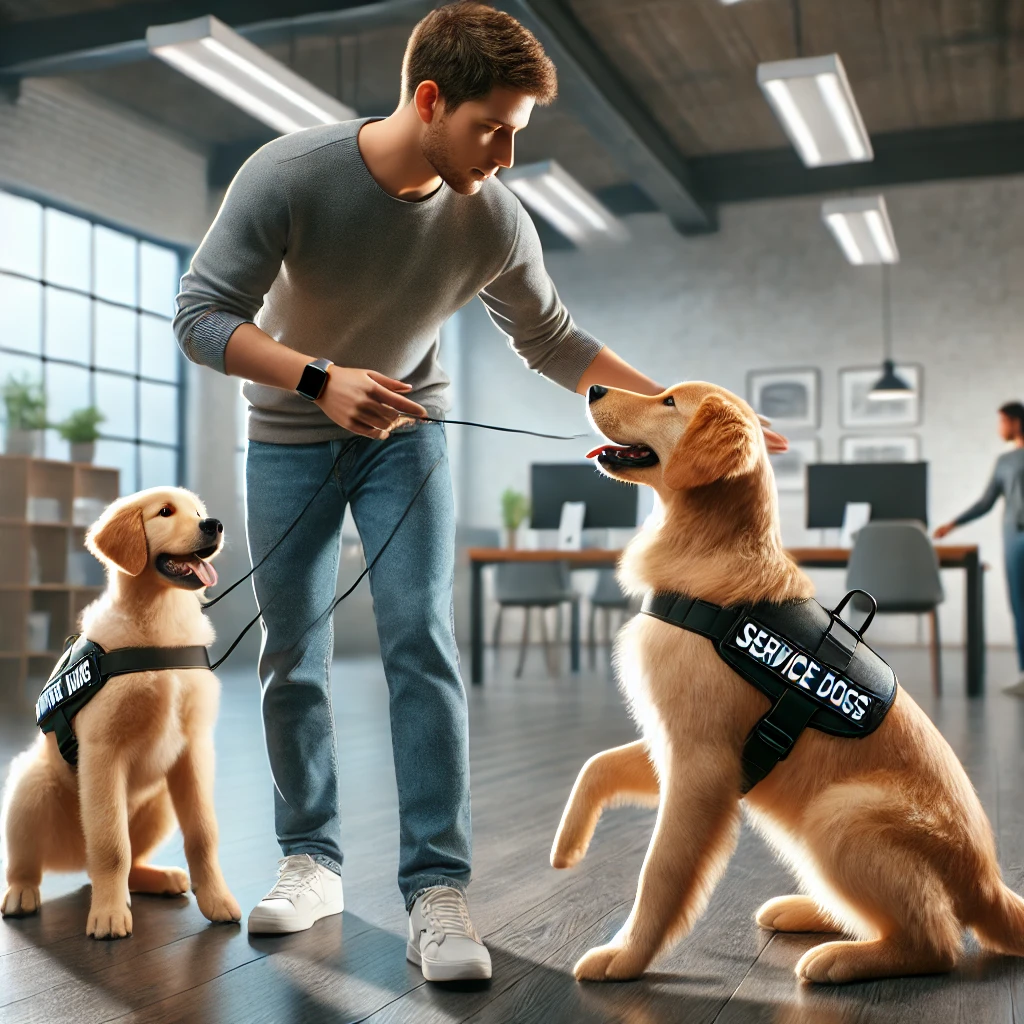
[
  {"xmin": 570, "ymin": 599, "xmax": 580, "ymax": 674},
  {"xmin": 471, "ymin": 561, "xmax": 484, "ymax": 686},
  {"xmin": 965, "ymin": 551, "xmax": 985, "ymax": 697}
]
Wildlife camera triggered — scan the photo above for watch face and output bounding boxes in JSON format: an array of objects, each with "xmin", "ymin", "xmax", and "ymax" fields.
[{"xmin": 298, "ymin": 363, "xmax": 328, "ymax": 400}]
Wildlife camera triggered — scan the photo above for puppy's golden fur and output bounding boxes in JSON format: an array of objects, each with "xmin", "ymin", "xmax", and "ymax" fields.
[
  {"xmin": 1, "ymin": 487, "xmax": 240, "ymax": 938},
  {"xmin": 553, "ymin": 383, "xmax": 1024, "ymax": 984}
]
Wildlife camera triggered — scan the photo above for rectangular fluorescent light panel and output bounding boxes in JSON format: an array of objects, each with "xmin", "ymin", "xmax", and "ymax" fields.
[
  {"xmin": 757, "ymin": 54, "xmax": 872, "ymax": 167},
  {"xmin": 821, "ymin": 195, "xmax": 898, "ymax": 265},
  {"xmin": 502, "ymin": 160, "xmax": 627, "ymax": 246},
  {"xmin": 147, "ymin": 15, "xmax": 356, "ymax": 135}
]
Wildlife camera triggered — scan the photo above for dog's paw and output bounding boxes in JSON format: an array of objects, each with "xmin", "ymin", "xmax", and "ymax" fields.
[
  {"xmin": 87, "ymin": 901, "xmax": 133, "ymax": 939},
  {"xmin": 796, "ymin": 941, "xmax": 857, "ymax": 984},
  {"xmin": 1, "ymin": 883, "xmax": 41, "ymax": 917},
  {"xmin": 128, "ymin": 864, "xmax": 190, "ymax": 896},
  {"xmin": 756, "ymin": 895, "xmax": 834, "ymax": 933},
  {"xmin": 194, "ymin": 886, "xmax": 241, "ymax": 924},
  {"xmin": 574, "ymin": 943, "xmax": 646, "ymax": 982}
]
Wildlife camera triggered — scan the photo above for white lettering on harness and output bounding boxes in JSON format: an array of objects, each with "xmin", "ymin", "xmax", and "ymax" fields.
[
  {"xmin": 730, "ymin": 618, "xmax": 872, "ymax": 726},
  {"xmin": 63, "ymin": 658, "xmax": 92, "ymax": 695}
]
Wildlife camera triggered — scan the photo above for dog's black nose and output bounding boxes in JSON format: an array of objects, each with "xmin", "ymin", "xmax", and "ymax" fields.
[
  {"xmin": 588, "ymin": 385, "xmax": 608, "ymax": 404},
  {"xmin": 198, "ymin": 518, "xmax": 223, "ymax": 537}
]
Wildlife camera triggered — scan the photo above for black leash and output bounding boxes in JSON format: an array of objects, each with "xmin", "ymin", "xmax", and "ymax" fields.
[{"xmin": 206, "ymin": 414, "xmax": 587, "ymax": 671}]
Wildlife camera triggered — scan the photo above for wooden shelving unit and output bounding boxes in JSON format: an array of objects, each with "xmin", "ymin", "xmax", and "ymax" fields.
[{"xmin": 0, "ymin": 455, "xmax": 118, "ymax": 704}]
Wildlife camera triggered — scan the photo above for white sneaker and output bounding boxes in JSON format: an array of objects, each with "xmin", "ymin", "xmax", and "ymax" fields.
[
  {"xmin": 407, "ymin": 886, "xmax": 492, "ymax": 982},
  {"xmin": 247, "ymin": 854, "xmax": 344, "ymax": 935},
  {"xmin": 1003, "ymin": 673, "xmax": 1024, "ymax": 696}
]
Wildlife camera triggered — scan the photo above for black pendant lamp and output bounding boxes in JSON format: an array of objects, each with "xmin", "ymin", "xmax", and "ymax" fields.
[{"xmin": 869, "ymin": 265, "xmax": 913, "ymax": 400}]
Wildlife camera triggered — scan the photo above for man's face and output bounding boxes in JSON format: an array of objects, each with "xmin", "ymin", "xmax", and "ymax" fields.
[{"xmin": 420, "ymin": 86, "xmax": 535, "ymax": 195}]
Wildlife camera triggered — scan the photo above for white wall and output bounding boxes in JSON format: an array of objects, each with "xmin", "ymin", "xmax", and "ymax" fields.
[{"xmin": 457, "ymin": 176, "xmax": 1024, "ymax": 650}]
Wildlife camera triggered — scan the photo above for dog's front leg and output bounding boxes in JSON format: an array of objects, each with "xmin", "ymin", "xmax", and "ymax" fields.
[
  {"xmin": 551, "ymin": 740, "xmax": 659, "ymax": 869},
  {"xmin": 78, "ymin": 748, "xmax": 133, "ymax": 938},
  {"xmin": 166, "ymin": 737, "xmax": 241, "ymax": 924},
  {"xmin": 575, "ymin": 753, "xmax": 740, "ymax": 982}
]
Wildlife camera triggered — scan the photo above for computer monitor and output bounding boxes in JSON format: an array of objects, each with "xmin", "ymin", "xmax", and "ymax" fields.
[
  {"xmin": 806, "ymin": 462, "xmax": 928, "ymax": 529},
  {"xmin": 530, "ymin": 463, "xmax": 639, "ymax": 529}
]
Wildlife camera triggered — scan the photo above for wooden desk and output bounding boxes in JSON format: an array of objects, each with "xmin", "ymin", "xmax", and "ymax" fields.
[{"xmin": 467, "ymin": 545, "xmax": 985, "ymax": 694}]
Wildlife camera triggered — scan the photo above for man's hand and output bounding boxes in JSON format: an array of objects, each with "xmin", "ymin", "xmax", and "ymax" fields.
[
  {"xmin": 933, "ymin": 522, "xmax": 955, "ymax": 540},
  {"xmin": 762, "ymin": 427, "xmax": 789, "ymax": 455},
  {"xmin": 316, "ymin": 367, "xmax": 427, "ymax": 439}
]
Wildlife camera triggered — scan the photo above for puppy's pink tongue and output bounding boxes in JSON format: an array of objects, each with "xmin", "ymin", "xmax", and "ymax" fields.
[{"xmin": 188, "ymin": 558, "xmax": 218, "ymax": 587}]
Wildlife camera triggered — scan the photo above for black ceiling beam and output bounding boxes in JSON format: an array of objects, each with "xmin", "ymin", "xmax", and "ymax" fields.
[
  {"xmin": 0, "ymin": 0, "xmax": 432, "ymax": 79},
  {"xmin": 501, "ymin": 0, "xmax": 716, "ymax": 236},
  {"xmin": 691, "ymin": 119, "xmax": 1024, "ymax": 203}
]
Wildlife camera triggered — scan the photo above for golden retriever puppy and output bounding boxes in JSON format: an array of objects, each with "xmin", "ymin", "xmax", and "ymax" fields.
[
  {"xmin": 553, "ymin": 383, "xmax": 1024, "ymax": 984},
  {"xmin": 1, "ymin": 487, "xmax": 241, "ymax": 938}
]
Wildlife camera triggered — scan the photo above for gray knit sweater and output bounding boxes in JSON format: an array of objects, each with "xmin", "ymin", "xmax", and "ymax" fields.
[
  {"xmin": 174, "ymin": 118, "xmax": 603, "ymax": 443},
  {"xmin": 953, "ymin": 447, "xmax": 1024, "ymax": 532}
]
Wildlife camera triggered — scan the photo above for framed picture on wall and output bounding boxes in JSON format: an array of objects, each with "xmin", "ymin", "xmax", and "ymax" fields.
[
  {"xmin": 840, "ymin": 435, "xmax": 920, "ymax": 463},
  {"xmin": 839, "ymin": 364, "xmax": 922, "ymax": 428},
  {"xmin": 770, "ymin": 437, "xmax": 820, "ymax": 492},
  {"xmin": 747, "ymin": 368, "xmax": 820, "ymax": 432}
]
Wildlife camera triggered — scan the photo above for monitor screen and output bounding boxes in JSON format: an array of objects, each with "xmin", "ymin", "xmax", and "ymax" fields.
[
  {"xmin": 530, "ymin": 463, "xmax": 639, "ymax": 529},
  {"xmin": 806, "ymin": 462, "xmax": 928, "ymax": 529}
]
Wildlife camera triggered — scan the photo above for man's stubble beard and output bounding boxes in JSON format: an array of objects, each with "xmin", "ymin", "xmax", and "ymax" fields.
[{"xmin": 421, "ymin": 118, "xmax": 482, "ymax": 197}]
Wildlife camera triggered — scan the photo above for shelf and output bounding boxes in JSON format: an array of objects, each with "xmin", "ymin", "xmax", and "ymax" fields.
[{"xmin": 1, "ymin": 650, "xmax": 62, "ymax": 659}]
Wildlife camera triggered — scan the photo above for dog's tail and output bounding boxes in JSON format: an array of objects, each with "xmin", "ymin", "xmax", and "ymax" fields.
[{"xmin": 970, "ymin": 883, "xmax": 1024, "ymax": 956}]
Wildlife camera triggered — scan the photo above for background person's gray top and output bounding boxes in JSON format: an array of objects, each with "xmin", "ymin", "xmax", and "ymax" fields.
[
  {"xmin": 174, "ymin": 118, "xmax": 603, "ymax": 444},
  {"xmin": 952, "ymin": 447, "xmax": 1024, "ymax": 532}
]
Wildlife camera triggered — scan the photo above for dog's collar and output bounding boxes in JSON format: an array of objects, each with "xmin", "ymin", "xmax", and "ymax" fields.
[{"xmin": 36, "ymin": 635, "xmax": 211, "ymax": 768}]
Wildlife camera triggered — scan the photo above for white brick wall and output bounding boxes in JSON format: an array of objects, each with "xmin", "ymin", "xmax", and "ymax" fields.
[
  {"xmin": 0, "ymin": 78, "xmax": 209, "ymax": 246},
  {"xmin": 457, "ymin": 176, "xmax": 1024, "ymax": 653}
]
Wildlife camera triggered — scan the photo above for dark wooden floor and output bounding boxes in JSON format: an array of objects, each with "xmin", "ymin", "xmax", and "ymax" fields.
[{"xmin": 2, "ymin": 643, "xmax": 1024, "ymax": 1024}]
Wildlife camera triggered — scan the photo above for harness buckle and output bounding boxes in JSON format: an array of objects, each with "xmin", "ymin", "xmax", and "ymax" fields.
[{"xmin": 753, "ymin": 717, "xmax": 794, "ymax": 758}]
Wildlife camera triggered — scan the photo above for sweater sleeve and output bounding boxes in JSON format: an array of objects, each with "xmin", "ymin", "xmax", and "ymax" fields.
[
  {"xmin": 952, "ymin": 466, "xmax": 1003, "ymax": 526},
  {"xmin": 477, "ymin": 202, "xmax": 603, "ymax": 392},
  {"xmin": 173, "ymin": 148, "xmax": 290, "ymax": 373}
]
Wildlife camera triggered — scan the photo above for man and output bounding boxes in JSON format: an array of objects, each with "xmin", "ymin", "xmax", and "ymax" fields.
[{"xmin": 175, "ymin": 1, "xmax": 782, "ymax": 982}]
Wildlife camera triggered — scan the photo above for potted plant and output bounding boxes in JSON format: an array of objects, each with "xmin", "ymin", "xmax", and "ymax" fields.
[
  {"xmin": 501, "ymin": 488, "xmax": 530, "ymax": 549},
  {"xmin": 2, "ymin": 375, "xmax": 47, "ymax": 457},
  {"xmin": 57, "ymin": 406, "xmax": 105, "ymax": 463}
]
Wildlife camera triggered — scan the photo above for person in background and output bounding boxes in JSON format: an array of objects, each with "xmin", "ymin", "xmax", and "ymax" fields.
[{"xmin": 935, "ymin": 402, "xmax": 1024, "ymax": 693}]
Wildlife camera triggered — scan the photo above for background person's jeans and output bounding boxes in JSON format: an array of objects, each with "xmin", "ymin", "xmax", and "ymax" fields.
[
  {"xmin": 1007, "ymin": 527, "xmax": 1024, "ymax": 671},
  {"xmin": 245, "ymin": 424, "xmax": 471, "ymax": 909}
]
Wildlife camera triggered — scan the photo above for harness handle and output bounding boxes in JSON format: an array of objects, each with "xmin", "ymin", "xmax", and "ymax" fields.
[{"xmin": 833, "ymin": 589, "xmax": 877, "ymax": 636}]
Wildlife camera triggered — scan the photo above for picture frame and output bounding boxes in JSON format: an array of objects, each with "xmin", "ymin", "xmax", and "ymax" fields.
[
  {"xmin": 747, "ymin": 367, "xmax": 820, "ymax": 432},
  {"xmin": 770, "ymin": 437, "xmax": 820, "ymax": 492},
  {"xmin": 839, "ymin": 364, "xmax": 922, "ymax": 428},
  {"xmin": 840, "ymin": 435, "xmax": 920, "ymax": 463}
]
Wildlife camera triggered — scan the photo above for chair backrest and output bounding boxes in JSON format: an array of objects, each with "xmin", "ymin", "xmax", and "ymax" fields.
[
  {"xmin": 494, "ymin": 561, "xmax": 572, "ymax": 604},
  {"xmin": 456, "ymin": 525, "xmax": 501, "ymax": 550},
  {"xmin": 845, "ymin": 520, "xmax": 944, "ymax": 612},
  {"xmin": 591, "ymin": 568, "xmax": 630, "ymax": 607}
]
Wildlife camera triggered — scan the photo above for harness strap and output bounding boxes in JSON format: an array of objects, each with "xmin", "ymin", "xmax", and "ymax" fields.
[
  {"xmin": 642, "ymin": 591, "xmax": 823, "ymax": 794},
  {"xmin": 99, "ymin": 646, "xmax": 211, "ymax": 677}
]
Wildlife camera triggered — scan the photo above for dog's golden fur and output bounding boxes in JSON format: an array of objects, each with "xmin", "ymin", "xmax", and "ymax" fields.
[
  {"xmin": 553, "ymin": 383, "xmax": 1024, "ymax": 984},
  {"xmin": 1, "ymin": 487, "xmax": 240, "ymax": 938}
]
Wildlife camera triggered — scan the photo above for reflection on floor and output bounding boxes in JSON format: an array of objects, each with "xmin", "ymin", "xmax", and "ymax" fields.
[{"xmin": 0, "ymin": 645, "xmax": 1022, "ymax": 1023}]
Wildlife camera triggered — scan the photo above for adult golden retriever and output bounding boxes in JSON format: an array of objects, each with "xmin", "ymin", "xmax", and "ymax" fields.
[
  {"xmin": 553, "ymin": 382, "xmax": 1024, "ymax": 984},
  {"xmin": 1, "ymin": 487, "xmax": 240, "ymax": 938}
]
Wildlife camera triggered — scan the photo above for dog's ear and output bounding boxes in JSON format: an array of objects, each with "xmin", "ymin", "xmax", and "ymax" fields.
[
  {"xmin": 664, "ymin": 394, "xmax": 760, "ymax": 490},
  {"xmin": 86, "ymin": 503, "xmax": 148, "ymax": 576}
]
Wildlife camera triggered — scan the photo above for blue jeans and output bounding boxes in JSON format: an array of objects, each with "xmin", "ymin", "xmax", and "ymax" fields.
[
  {"xmin": 1007, "ymin": 528, "xmax": 1024, "ymax": 671},
  {"xmin": 245, "ymin": 424, "xmax": 471, "ymax": 909}
]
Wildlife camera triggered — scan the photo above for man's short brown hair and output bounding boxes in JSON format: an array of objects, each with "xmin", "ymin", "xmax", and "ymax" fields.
[{"xmin": 401, "ymin": 2, "xmax": 557, "ymax": 110}]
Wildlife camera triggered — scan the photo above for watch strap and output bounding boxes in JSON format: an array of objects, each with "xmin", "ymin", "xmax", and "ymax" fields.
[{"xmin": 296, "ymin": 358, "xmax": 333, "ymax": 401}]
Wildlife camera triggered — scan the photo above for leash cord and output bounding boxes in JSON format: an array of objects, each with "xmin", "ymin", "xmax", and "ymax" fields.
[
  {"xmin": 202, "ymin": 416, "xmax": 584, "ymax": 615},
  {"xmin": 209, "ymin": 451, "xmax": 443, "ymax": 672}
]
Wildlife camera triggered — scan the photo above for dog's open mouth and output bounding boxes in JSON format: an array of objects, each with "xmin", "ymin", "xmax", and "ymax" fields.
[
  {"xmin": 586, "ymin": 443, "xmax": 660, "ymax": 469},
  {"xmin": 156, "ymin": 546, "xmax": 219, "ymax": 588}
]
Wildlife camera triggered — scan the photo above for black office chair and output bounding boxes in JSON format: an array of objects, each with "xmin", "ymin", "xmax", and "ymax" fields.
[{"xmin": 588, "ymin": 569, "xmax": 632, "ymax": 669}]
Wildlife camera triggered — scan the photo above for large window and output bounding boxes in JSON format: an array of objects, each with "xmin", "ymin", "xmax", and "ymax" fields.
[{"xmin": 0, "ymin": 190, "xmax": 184, "ymax": 494}]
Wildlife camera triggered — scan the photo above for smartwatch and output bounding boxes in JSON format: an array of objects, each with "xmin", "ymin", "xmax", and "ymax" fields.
[{"xmin": 295, "ymin": 358, "xmax": 333, "ymax": 402}]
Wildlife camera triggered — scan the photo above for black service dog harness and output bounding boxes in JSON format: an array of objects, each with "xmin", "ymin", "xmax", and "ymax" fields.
[
  {"xmin": 35, "ymin": 634, "xmax": 211, "ymax": 768},
  {"xmin": 641, "ymin": 590, "xmax": 897, "ymax": 793}
]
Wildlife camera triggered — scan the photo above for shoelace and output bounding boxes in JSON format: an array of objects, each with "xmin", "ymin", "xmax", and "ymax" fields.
[
  {"xmin": 266, "ymin": 855, "xmax": 319, "ymax": 900},
  {"xmin": 421, "ymin": 888, "xmax": 479, "ymax": 944}
]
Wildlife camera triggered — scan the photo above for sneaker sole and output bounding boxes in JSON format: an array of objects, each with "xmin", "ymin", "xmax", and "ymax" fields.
[
  {"xmin": 406, "ymin": 941, "xmax": 492, "ymax": 981},
  {"xmin": 247, "ymin": 896, "xmax": 345, "ymax": 935}
]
